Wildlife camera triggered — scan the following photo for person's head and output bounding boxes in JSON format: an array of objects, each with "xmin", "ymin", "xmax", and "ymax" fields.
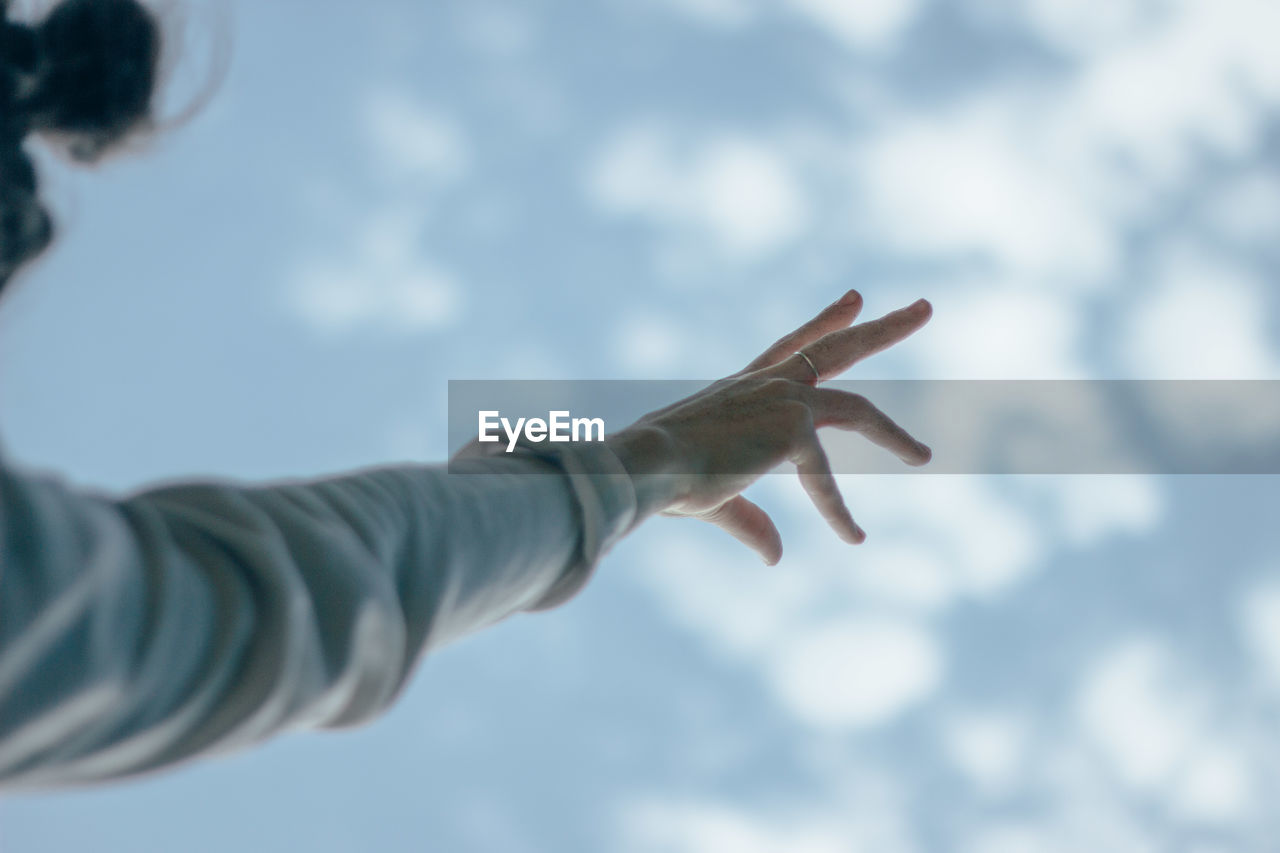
[{"xmin": 1, "ymin": 0, "xmax": 163, "ymax": 297}]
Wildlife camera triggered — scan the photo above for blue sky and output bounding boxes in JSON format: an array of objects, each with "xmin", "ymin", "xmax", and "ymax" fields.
[{"xmin": 2, "ymin": 0, "xmax": 1280, "ymax": 850}]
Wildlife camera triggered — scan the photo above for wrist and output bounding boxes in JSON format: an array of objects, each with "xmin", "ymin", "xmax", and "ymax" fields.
[{"xmin": 605, "ymin": 424, "xmax": 689, "ymax": 518}]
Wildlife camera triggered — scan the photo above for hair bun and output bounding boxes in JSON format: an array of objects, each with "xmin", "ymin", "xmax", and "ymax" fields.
[
  {"xmin": 16, "ymin": 0, "xmax": 161, "ymax": 162},
  {"xmin": 1, "ymin": 20, "xmax": 40, "ymax": 138},
  {"xmin": 1, "ymin": 21, "xmax": 40, "ymax": 75},
  {"xmin": 0, "ymin": 141, "xmax": 53, "ymax": 293},
  {"xmin": 1, "ymin": 0, "xmax": 162, "ymax": 297}
]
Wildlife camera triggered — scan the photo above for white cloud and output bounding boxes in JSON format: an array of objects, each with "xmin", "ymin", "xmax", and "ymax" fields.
[
  {"xmin": 1237, "ymin": 581, "xmax": 1280, "ymax": 690},
  {"xmin": 632, "ymin": 476, "xmax": 1043, "ymax": 733},
  {"xmin": 1017, "ymin": 0, "xmax": 1170, "ymax": 56},
  {"xmin": 846, "ymin": 0, "xmax": 1280, "ymax": 309},
  {"xmin": 1119, "ymin": 248, "xmax": 1280, "ymax": 466},
  {"xmin": 1121, "ymin": 248, "xmax": 1279, "ymax": 379},
  {"xmin": 965, "ymin": 823, "xmax": 1065, "ymax": 853},
  {"xmin": 1075, "ymin": 638, "xmax": 1208, "ymax": 791},
  {"xmin": 288, "ymin": 260, "xmax": 461, "ymax": 336},
  {"xmin": 285, "ymin": 207, "xmax": 463, "ymax": 337},
  {"xmin": 763, "ymin": 474, "xmax": 1044, "ymax": 602},
  {"xmin": 1171, "ymin": 742, "xmax": 1254, "ymax": 823},
  {"xmin": 697, "ymin": 142, "xmax": 808, "ymax": 255},
  {"xmin": 364, "ymin": 90, "xmax": 470, "ymax": 185},
  {"xmin": 457, "ymin": 4, "xmax": 536, "ymax": 57},
  {"xmin": 618, "ymin": 795, "xmax": 916, "ymax": 853},
  {"xmin": 1204, "ymin": 172, "xmax": 1280, "ymax": 246},
  {"xmin": 785, "ymin": 0, "xmax": 920, "ymax": 52},
  {"xmin": 854, "ymin": 476, "xmax": 1044, "ymax": 600},
  {"xmin": 614, "ymin": 314, "xmax": 691, "ymax": 373},
  {"xmin": 634, "ymin": 526, "xmax": 945, "ymax": 729},
  {"xmin": 658, "ymin": 0, "xmax": 756, "ymax": 29},
  {"xmin": 854, "ymin": 100, "xmax": 1119, "ymax": 288},
  {"xmin": 845, "ymin": 542, "xmax": 956, "ymax": 612},
  {"xmin": 587, "ymin": 125, "xmax": 810, "ymax": 264},
  {"xmin": 945, "ymin": 491, "xmax": 1042, "ymax": 599},
  {"xmin": 658, "ymin": 0, "xmax": 921, "ymax": 46},
  {"xmin": 940, "ymin": 709, "xmax": 1031, "ymax": 795},
  {"xmin": 1037, "ymin": 476, "xmax": 1164, "ymax": 546},
  {"xmin": 904, "ymin": 283, "xmax": 1087, "ymax": 379},
  {"xmin": 288, "ymin": 90, "xmax": 472, "ymax": 337},
  {"xmin": 635, "ymin": 532, "xmax": 824, "ymax": 660},
  {"xmin": 1045, "ymin": 0, "xmax": 1280, "ymax": 182},
  {"xmin": 981, "ymin": 739, "xmax": 1170, "ymax": 850},
  {"xmin": 766, "ymin": 618, "xmax": 943, "ymax": 729},
  {"xmin": 620, "ymin": 800, "xmax": 848, "ymax": 853}
]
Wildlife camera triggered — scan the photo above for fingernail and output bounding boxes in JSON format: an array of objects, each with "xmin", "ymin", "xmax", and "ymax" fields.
[
  {"xmin": 838, "ymin": 289, "xmax": 860, "ymax": 306},
  {"xmin": 910, "ymin": 298, "xmax": 930, "ymax": 311}
]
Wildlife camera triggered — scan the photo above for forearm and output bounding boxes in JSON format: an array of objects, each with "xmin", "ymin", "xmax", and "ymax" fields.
[{"xmin": 0, "ymin": 446, "xmax": 637, "ymax": 790}]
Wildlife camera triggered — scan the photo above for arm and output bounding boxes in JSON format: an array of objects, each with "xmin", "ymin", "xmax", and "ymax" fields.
[
  {"xmin": 0, "ymin": 443, "xmax": 637, "ymax": 791},
  {"xmin": 0, "ymin": 290, "xmax": 933, "ymax": 792}
]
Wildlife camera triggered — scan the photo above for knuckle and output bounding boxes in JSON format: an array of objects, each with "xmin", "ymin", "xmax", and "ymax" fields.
[
  {"xmin": 844, "ymin": 393, "xmax": 873, "ymax": 419},
  {"xmin": 703, "ymin": 502, "xmax": 733, "ymax": 523},
  {"xmin": 780, "ymin": 400, "xmax": 814, "ymax": 434},
  {"xmin": 762, "ymin": 376, "xmax": 800, "ymax": 399}
]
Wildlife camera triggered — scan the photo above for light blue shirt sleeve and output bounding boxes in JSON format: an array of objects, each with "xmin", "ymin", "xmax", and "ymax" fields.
[{"xmin": 0, "ymin": 439, "xmax": 639, "ymax": 791}]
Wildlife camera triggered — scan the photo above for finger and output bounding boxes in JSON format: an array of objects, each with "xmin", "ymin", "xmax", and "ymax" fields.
[
  {"xmin": 742, "ymin": 290, "xmax": 863, "ymax": 374},
  {"xmin": 700, "ymin": 496, "xmax": 785, "ymax": 565},
  {"xmin": 769, "ymin": 297, "xmax": 931, "ymax": 383},
  {"xmin": 808, "ymin": 387, "xmax": 932, "ymax": 466},
  {"xmin": 791, "ymin": 434, "xmax": 866, "ymax": 545}
]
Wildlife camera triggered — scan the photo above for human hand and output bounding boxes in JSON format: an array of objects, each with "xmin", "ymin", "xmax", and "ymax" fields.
[{"xmin": 605, "ymin": 291, "xmax": 933, "ymax": 564}]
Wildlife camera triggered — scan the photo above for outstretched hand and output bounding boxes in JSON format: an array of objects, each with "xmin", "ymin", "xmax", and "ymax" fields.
[{"xmin": 606, "ymin": 291, "xmax": 933, "ymax": 564}]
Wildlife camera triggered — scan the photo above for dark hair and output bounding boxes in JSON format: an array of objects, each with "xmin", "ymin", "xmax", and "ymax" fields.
[{"xmin": 1, "ymin": 0, "xmax": 162, "ymax": 296}]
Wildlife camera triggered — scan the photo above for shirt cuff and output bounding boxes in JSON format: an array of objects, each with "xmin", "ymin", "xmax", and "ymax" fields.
[{"xmin": 501, "ymin": 439, "xmax": 639, "ymax": 612}]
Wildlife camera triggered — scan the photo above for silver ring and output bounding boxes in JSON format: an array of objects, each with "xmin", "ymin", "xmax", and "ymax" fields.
[{"xmin": 794, "ymin": 350, "xmax": 820, "ymax": 381}]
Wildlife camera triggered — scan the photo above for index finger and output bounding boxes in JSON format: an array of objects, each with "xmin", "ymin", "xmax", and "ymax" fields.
[
  {"xmin": 770, "ymin": 298, "xmax": 932, "ymax": 383},
  {"xmin": 741, "ymin": 289, "xmax": 864, "ymax": 374}
]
